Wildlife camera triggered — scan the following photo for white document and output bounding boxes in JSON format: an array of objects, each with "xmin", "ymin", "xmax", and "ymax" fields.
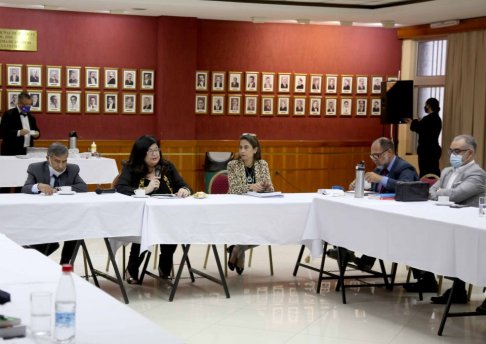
[{"xmin": 244, "ymin": 191, "xmax": 284, "ymax": 198}]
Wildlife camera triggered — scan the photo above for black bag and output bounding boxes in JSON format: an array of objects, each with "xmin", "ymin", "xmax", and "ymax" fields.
[{"xmin": 395, "ymin": 181, "xmax": 430, "ymax": 202}]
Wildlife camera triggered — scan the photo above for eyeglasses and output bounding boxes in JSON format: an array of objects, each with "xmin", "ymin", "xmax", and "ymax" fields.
[
  {"xmin": 370, "ymin": 149, "xmax": 388, "ymax": 160},
  {"xmin": 147, "ymin": 148, "xmax": 160, "ymax": 155},
  {"xmin": 242, "ymin": 133, "xmax": 257, "ymax": 137},
  {"xmin": 447, "ymin": 148, "xmax": 470, "ymax": 156}
]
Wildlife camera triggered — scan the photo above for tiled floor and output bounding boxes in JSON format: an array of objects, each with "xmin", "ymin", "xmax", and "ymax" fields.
[{"xmin": 49, "ymin": 240, "xmax": 486, "ymax": 343}]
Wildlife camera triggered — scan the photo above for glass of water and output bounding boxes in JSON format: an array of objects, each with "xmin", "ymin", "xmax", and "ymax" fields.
[
  {"xmin": 31, "ymin": 292, "xmax": 52, "ymax": 337},
  {"xmin": 480, "ymin": 197, "xmax": 486, "ymax": 218}
]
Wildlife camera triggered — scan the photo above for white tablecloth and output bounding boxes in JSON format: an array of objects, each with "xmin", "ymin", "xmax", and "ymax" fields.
[
  {"xmin": 0, "ymin": 236, "xmax": 181, "ymax": 343},
  {"xmin": 0, "ymin": 156, "xmax": 119, "ymax": 187},
  {"xmin": 140, "ymin": 193, "xmax": 315, "ymax": 252},
  {"xmin": 302, "ymin": 195, "xmax": 486, "ymax": 287},
  {"xmin": 0, "ymin": 193, "xmax": 146, "ymax": 246}
]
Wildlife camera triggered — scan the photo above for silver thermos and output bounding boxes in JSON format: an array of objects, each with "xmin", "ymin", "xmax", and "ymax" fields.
[
  {"xmin": 355, "ymin": 160, "xmax": 365, "ymax": 198},
  {"xmin": 69, "ymin": 131, "xmax": 77, "ymax": 150}
]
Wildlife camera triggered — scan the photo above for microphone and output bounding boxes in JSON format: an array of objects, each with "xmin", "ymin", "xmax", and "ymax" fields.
[
  {"xmin": 153, "ymin": 165, "xmax": 162, "ymax": 193},
  {"xmin": 95, "ymin": 187, "xmax": 116, "ymax": 195}
]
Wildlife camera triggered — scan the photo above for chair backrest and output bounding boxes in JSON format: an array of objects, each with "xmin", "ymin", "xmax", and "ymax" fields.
[
  {"xmin": 420, "ymin": 174, "xmax": 439, "ymax": 188},
  {"xmin": 112, "ymin": 173, "xmax": 121, "ymax": 189},
  {"xmin": 208, "ymin": 170, "xmax": 229, "ymax": 194}
]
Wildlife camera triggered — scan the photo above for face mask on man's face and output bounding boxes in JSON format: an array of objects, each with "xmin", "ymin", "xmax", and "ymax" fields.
[
  {"xmin": 21, "ymin": 105, "xmax": 31, "ymax": 114},
  {"xmin": 49, "ymin": 157, "xmax": 66, "ymax": 177}
]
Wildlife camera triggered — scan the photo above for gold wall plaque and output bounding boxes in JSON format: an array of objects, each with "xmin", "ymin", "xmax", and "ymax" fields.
[{"xmin": 0, "ymin": 29, "xmax": 37, "ymax": 51}]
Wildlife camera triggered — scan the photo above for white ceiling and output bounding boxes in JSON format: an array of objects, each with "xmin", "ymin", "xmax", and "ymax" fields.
[{"xmin": 0, "ymin": 0, "xmax": 485, "ymax": 27}]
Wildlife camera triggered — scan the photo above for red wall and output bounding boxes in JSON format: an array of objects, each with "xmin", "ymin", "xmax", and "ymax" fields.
[
  {"xmin": 0, "ymin": 8, "xmax": 401, "ymax": 142},
  {"xmin": 195, "ymin": 20, "xmax": 401, "ymax": 140}
]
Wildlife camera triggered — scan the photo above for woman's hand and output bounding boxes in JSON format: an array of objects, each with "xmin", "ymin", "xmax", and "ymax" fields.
[
  {"xmin": 262, "ymin": 179, "xmax": 271, "ymax": 191},
  {"xmin": 248, "ymin": 183, "xmax": 264, "ymax": 192},
  {"xmin": 176, "ymin": 188, "xmax": 189, "ymax": 198},
  {"xmin": 145, "ymin": 176, "xmax": 161, "ymax": 194}
]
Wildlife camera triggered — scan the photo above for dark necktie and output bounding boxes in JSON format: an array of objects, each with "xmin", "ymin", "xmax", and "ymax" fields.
[
  {"xmin": 379, "ymin": 169, "xmax": 389, "ymax": 193},
  {"xmin": 53, "ymin": 175, "xmax": 60, "ymax": 188}
]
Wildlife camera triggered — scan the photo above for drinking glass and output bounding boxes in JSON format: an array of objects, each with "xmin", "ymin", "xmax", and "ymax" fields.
[{"xmin": 31, "ymin": 292, "xmax": 52, "ymax": 337}]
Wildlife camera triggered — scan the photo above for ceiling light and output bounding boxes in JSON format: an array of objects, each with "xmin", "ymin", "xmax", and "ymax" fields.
[
  {"xmin": 252, "ymin": 17, "xmax": 266, "ymax": 24},
  {"xmin": 43, "ymin": 5, "xmax": 59, "ymax": 10},
  {"xmin": 381, "ymin": 21, "xmax": 395, "ymax": 28},
  {"xmin": 430, "ymin": 20, "xmax": 460, "ymax": 29},
  {"xmin": 297, "ymin": 19, "xmax": 310, "ymax": 25},
  {"xmin": 110, "ymin": 9, "xmax": 125, "ymax": 15},
  {"xmin": 340, "ymin": 21, "xmax": 353, "ymax": 26}
]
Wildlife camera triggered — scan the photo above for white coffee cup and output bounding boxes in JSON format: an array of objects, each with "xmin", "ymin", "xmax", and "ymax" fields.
[
  {"xmin": 134, "ymin": 189, "xmax": 146, "ymax": 197},
  {"xmin": 438, "ymin": 196, "xmax": 450, "ymax": 204},
  {"xmin": 60, "ymin": 186, "xmax": 72, "ymax": 193}
]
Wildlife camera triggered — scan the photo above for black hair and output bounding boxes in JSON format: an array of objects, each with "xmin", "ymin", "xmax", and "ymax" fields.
[
  {"xmin": 238, "ymin": 134, "xmax": 262, "ymax": 161},
  {"xmin": 19, "ymin": 92, "xmax": 31, "ymax": 102},
  {"xmin": 426, "ymin": 98, "xmax": 440, "ymax": 112},
  {"xmin": 124, "ymin": 135, "xmax": 170, "ymax": 178}
]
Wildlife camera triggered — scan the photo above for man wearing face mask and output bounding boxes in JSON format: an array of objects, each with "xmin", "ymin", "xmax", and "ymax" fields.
[
  {"xmin": 327, "ymin": 137, "xmax": 419, "ymax": 270},
  {"xmin": 404, "ymin": 98, "xmax": 442, "ymax": 177},
  {"xmin": 21, "ymin": 143, "xmax": 88, "ymax": 263}
]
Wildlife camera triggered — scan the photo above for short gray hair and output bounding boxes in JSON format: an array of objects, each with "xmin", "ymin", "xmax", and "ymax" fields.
[
  {"xmin": 373, "ymin": 137, "xmax": 395, "ymax": 153},
  {"xmin": 454, "ymin": 134, "xmax": 477, "ymax": 152},
  {"xmin": 48, "ymin": 142, "xmax": 68, "ymax": 158}
]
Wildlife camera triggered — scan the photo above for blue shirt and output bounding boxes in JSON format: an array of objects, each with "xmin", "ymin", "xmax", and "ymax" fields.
[{"xmin": 376, "ymin": 156, "xmax": 397, "ymax": 193}]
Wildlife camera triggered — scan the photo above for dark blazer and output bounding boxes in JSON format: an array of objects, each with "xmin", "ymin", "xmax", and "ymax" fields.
[
  {"xmin": 371, "ymin": 156, "xmax": 419, "ymax": 193},
  {"xmin": 116, "ymin": 161, "xmax": 192, "ymax": 196},
  {"xmin": 22, "ymin": 161, "xmax": 88, "ymax": 193},
  {"xmin": 108, "ymin": 78, "xmax": 116, "ymax": 85},
  {"xmin": 231, "ymin": 82, "xmax": 239, "ymax": 87},
  {"xmin": 125, "ymin": 80, "xmax": 134, "ymax": 85},
  {"xmin": 143, "ymin": 105, "xmax": 152, "ymax": 110},
  {"xmin": 0, "ymin": 108, "xmax": 41, "ymax": 156},
  {"xmin": 30, "ymin": 76, "xmax": 39, "ymax": 82},
  {"xmin": 410, "ymin": 112, "xmax": 442, "ymax": 151},
  {"xmin": 10, "ymin": 75, "xmax": 19, "ymax": 82}
]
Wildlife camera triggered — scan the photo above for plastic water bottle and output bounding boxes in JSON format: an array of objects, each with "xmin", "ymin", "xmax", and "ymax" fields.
[
  {"xmin": 90, "ymin": 142, "xmax": 97, "ymax": 154},
  {"xmin": 355, "ymin": 161, "xmax": 365, "ymax": 198},
  {"xmin": 54, "ymin": 265, "xmax": 76, "ymax": 343}
]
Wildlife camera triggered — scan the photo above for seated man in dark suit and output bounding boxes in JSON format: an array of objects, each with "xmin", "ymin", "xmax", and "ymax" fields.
[
  {"xmin": 22, "ymin": 142, "xmax": 88, "ymax": 264},
  {"xmin": 327, "ymin": 137, "xmax": 420, "ymax": 270}
]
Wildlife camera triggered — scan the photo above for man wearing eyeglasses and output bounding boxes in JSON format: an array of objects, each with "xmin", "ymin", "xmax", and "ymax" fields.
[{"xmin": 327, "ymin": 137, "xmax": 419, "ymax": 270}]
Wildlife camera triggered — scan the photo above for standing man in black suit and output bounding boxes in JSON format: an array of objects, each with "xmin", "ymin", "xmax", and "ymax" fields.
[{"xmin": 22, "ymin": 142, "xmax": 88, "ymax": 264}]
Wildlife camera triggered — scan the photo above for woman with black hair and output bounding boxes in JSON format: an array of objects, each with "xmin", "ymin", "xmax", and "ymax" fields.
[
  {"xmin": 405, "ymin": 97, "xmax": 442, "ymax": 177},
  {"xmin": 117, "ymin": 135, "xmax": 192, "ymax": 284}
]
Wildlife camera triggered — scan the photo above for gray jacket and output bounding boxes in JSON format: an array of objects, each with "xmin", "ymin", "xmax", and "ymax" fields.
[{"xmin": 429, "ymin": 162, "xmax": 486, "ymax": 207}]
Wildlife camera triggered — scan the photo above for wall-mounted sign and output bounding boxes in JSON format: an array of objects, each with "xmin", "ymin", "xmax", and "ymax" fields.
[{"xmin": 0, "ymin": 29, "xmax": 37, "ymax": 51}]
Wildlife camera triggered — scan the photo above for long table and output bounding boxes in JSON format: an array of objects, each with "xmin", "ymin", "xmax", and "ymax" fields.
[
  {"xmin": 0, "ymin": 234, "xmax": 181, "ymax": 343},
  {"xmin": 0, "ymin": 156, "xmax": 119, "ymax": 187}
]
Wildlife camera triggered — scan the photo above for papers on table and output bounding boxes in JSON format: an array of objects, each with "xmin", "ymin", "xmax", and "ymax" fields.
[
  {"xmin": 152, "ymin": 194, "xmax": 178, "ymax": 199},
  {"xmin": 319, "ymin": 189, "xmax": 345, "ymax": 196},
  {"xmin": 244, "ymin": 191, "xmax": 284, "ymax": 198}
]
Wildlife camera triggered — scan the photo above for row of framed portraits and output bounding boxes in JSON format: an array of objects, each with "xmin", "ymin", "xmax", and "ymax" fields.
[
  {"xmin": 195, "ymin": 94, "xmax": 382, "ymax": 117},
  {"xmin": 196, "ymin": 71, "xmax": 398, "ymax": 95},
  {"xmin": 0, "ymin": 63, "xmax": 155, "ymax": 90},
  {"xmin": 1, "ymin": 89, "xmax": 154, "ymax": 115}
]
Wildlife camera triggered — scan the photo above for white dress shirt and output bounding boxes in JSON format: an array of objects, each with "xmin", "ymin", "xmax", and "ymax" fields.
[
  {"xmin": 446, "ymin": 160, "xmax": 475, "ymax": 189},
  {"xmin": 17, "ymin": 107, "xmax": 31, "ymax": 148}
]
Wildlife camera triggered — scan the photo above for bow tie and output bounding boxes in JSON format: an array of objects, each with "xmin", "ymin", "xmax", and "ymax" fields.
[{"xmin": 20, "ymin": 113, "xmax": 28, "ymax": 117}]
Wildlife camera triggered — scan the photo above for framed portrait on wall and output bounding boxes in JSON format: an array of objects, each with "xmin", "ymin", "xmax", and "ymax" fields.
[
  {"xmin": 104, "ymin": 93, "xmax": 119, "ymax": 114},
  {"xmin": 46, "ymin": 91, "xmax": 62, "ymax": 114},
  {"xmin": 46, "ymin": 66, "xmax": 62, "ymax": 88},
  {"xmin": 341, "ymin": 75, "xmax": 353, "ymax": 94},
  {"xmin": 356, "ymin": 75, "xmax": 368, "ymax": 94},
  {"xmin": 228, "ymin": 95, "xmax": 242, "ymax": 115},
  {"xmin": 325, "ymin": 97, "xmax": 338, "ymax": 116},
  {"xmin": 122, "ymin": 93, "xmax": 137, "ymax": 114},
  {"xmin": 66, "ymin": 91, "xmax": 82, "ymax": 114},
  {"xmin": 7, "ymin": 64, "xmax": 22, "ymax": 87},
  {"xmin": 195, "ymin": 70, "xmax": 208, "ymax": 91},
  {"xmin": 309, "ymin": 97, "xmax": 322, "ymax": 116},
  {"xmin": 7, "ymin": 90, "xmax": 22, "ymax": 110},
  {"xmin": 0, "ymin": 63, "xmax": 2, "ymax": 87},
  {"xmin": 340, "ymin": 97, "xmax": 353, "ymax": 116},
  {"xmin": 294, "ymin": 74, "xmax": 307, "ymax": 93},
  {"xmin": 27, "ymin": 65, "xmax": 42, "ymax": 87},
  {"xmin": 277, "ymin": 96, "xmax": 290, "ymax": 116},
  {"xmin": 66, "ymin": 66, "xmax": 81, "ymax": 89},
  {"xmin": 371, "ymin": 76, "xmax": 383, "ymax": 94},
  {"xmin": 261, "ymin": 96, "xmax": 274, "ymax": 116},
  {"xmin": 211, "ymin": 94, "xmax": 225, "ymax": 115},
  {"xmin": 140, "ymin": 93, "xmax": 154, "ymax": 114},
  {"xmin": 228, "ymin": 72, "xmax": 242, "ymax": 92},
  {"xmin": 195, "ymin": 94, "xmax": 208, "ymax": 114},
  {"xmin": 104, "ymin": 68, "xmax": 118, "ymax": 89},
  {"xmin": 0, "ymin": 90, "xmax": 2, "ymax": 112},
  {"xmin": 245, "ymin": 72, "xmax": 259, "ymax": 92},
  {"xmin": 244, "ymin": 95, "xmax": 258, "ymax": 116},
  {"xmin": 140, "ymin": 69, "xmax": 155, "ymax": 90},
  {"xmin": 370, "ymin": 97, "xmax": 381, "ymax": 116},
  {"xmin": 293, "ymin": 96, "xmax": 306, "ymax": 116},
  {"xmin": 29, "ymin": 90, "xmax": 43, "ymax": 112},
  {"xmin": 278, "ymin": 73, "xmax": 291, "ymax": 93},
  {"xmin": 325, "ymin": 74, "xmax": 338, "ymax": 94},
  {"xmin": 261, "ymin": 72, "xmax": 275, "ymax": 93},
  {"xmin": 85, "ymin": 67, "xmax": 100, "ymax": 89},
  {"xmin": 310, "ymin": 75, "xmax": 323, "ymax": 94},
  {"xmin": 356, "ymin": 98, "xmax": 368, "ymax": 116},
  {"xmin": 85, "ymin": 92, "xmax": 101, "ymax": 114},
  {"xmin": 387, "ymin": 75, "xmax": 398, "ymax": 82},
  {"xmin": 122, "ymin": 69, "xmax": 137, "ymax": 90},
  {"xmin": 212, "ymin": 72, "xmax": 226, "ymax": 92}
]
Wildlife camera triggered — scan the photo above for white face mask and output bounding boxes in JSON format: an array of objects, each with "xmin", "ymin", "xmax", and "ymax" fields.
[{"xmin": 49, "ymin": 157, "xmax": 66, "ymax": 177}]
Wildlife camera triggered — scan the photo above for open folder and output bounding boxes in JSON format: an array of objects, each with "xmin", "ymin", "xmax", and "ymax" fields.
[{"xmin": 244, "ymin": 191, "xmax": 284, "ymax": 198}]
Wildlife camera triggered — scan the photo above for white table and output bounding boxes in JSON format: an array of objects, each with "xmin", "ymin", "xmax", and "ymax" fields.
[
  {"xmin": 0, "ymin": 156, "xmax": 119, "ymax": 187},
  {"xmin": 0, "ymin": 236, "xmax": 181, "ymax": 343},
  {"xmin": 302, "ymin": 194, "xmax": 486, "ymax": 287}
]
